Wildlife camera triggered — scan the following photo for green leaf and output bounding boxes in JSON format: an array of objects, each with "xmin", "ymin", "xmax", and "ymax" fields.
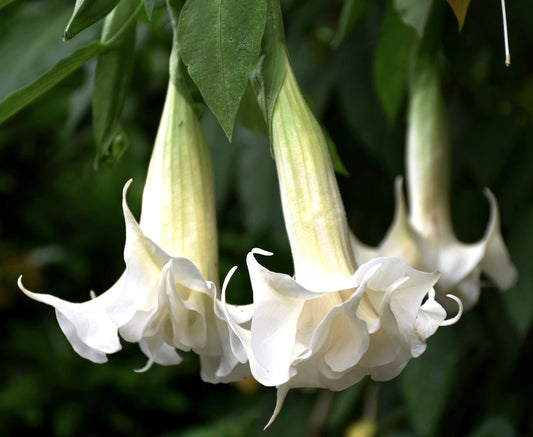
[
  {"xmin": 93, "ymin": 0, "xmax": 138, "ymax": 167},
  {"xmin": 331, "ymin": 0, "xmax": 371, "ymax": 47},
  {"xmin": 250, "ymin": 0, "xmax": 287, "ymax": 136},
  {"xmin": 0, "ymin": 2, "xmax": 96, "ymax": 102},
  {"xmin": 64, "ymin": 0, "xmax": 121, "ymax": 41},
  {"xmin": 374, "ymin": 0, "xmax": 416, "ymax": 123},
  {"xmin": 393, "ymin": 0, "xmax": 433, "ymax": 36},
  {"xmin": 401, "ymin": 328, "xmax": 458, "ymax": 436},
  {"xmin": 178, "ymin": 0, "xmax": 267, "ymax": 140},
  {"xmin": 0, "ymin": 41, "xmax": 103, "ymax": 124}
]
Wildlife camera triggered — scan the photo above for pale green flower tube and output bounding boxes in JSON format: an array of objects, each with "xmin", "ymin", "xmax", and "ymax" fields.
[
  {"xmin": 271, "ymin": 55, "xmax": 356, "ymax": 287},
  {"xmin": 139, "ymin": 81, "xmax": 218, "ymax": 285}
]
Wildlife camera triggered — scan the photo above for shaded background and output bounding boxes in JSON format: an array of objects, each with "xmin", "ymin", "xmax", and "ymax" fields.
[{"xmin": 1, "ymin": 0, "xmax": 532, "ymax": 436}]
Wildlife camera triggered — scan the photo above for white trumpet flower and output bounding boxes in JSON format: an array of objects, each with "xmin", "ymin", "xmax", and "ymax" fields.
[
  {"xmin": 223, "ymin": 52, "xmax": 456, "ymax": 425},
  {"xmin": 20, "ymin": 81, "xmax": 251, "ymax": 383},
  {"xmin": 351, "ymin": 63, "xmax": 517, "ymax": 310}
]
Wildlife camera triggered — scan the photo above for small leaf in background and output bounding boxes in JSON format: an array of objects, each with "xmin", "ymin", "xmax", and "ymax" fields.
[
  {"xmin": 178, "ymin": 0, "xmax": 267, "ymax": 140},
  {"xmin": 335, "ymin": 19, "xmax": 402, "ymax": 178},
  {"xmin": 0, "ymin": 0, "xmax": 15, "ymax": 9},
  {"xmin": 250, "ymin": 0, "xmax": 286, "ymax": 134},
  {"xmin": 97, "ymin": 128, "xmax": 129, "ymax": 167},
  {"xmin": 466, "ymin": 416, "xmax": 517, "ymax": 437},
  {"xmin": 331, "ymin": 0, "xmax": 372, "ymax": 47},
  {"xmin": 325, "ymin": 383, "xmax": 365, "ymax": 431},
  {"xmin": 323, "ymin": 126, "xmax": 350, "ymax": 176},
  {"xmin": 393, "ymin": 0, "xmax": 434, "ymax": 36},
  {"xmin": 236, "ymin": 129, "xmax": 283, "ymax": 236},
  {"xmin": 401, "ymin": 328, "xmax": 458, "ymax": 436},
  {"xmin": 92, "ymin": 0, "xmax": 137, "ymax": 167},
  {"xmin": 64, "ymin": 0, "xmax": 120, "ymax": 41},
  {"xmin": 145, "ymin": 0, "xmax": 156, "ymax": 19},
  {"xmin": 374, "ymin": 0, "xmax": 416, "ymax": 124},
  {"xmin": 503, "ymin": 206, "xmax": 533, "ymax": 337},
  {"xmin": 236, "ymin": 82, "xmax": 268, "ymax": 135},
  {"xmin": 446, "ymin": 0, "xmax": 472, "ymax": 31},
  {"xmin": 0, "ymin": 41, "xmax": 103, "ymax": 124}
]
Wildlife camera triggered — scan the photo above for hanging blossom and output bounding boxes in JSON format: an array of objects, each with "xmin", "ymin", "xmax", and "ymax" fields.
[
  {"xmin": 19, "ymin": 81, "xmax": 251, "ymax": 383},
  {"xmin": 350, "ymin": 62, "xmax": 517, "ymax": 311},
  {"xmin": 222, "ymin": 51, "xmax": 460, "ymax": 426}
]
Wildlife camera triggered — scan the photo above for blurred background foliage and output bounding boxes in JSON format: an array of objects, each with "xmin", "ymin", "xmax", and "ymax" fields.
[{"xmin": 1, "ymin": 0, "xmax": 532, "ymax": 436}]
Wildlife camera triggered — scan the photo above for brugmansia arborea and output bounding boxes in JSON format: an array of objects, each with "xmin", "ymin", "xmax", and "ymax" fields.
[
  {"xmin": 350, "ymin": 62, "xmax": 517, "ymax": 311},
  {"xmin": 222, "ymin": 51, "xmax": 459, "ymax": 425},
  {"xmin": 19, "ymin": 81, "xmax": 251, "ymax": 383}
]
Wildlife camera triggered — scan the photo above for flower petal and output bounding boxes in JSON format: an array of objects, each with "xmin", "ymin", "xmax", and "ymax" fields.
[
  {"xmin": 18, "ymin": 276, "xmax": 122, "ymax": 363},
  {"xmin": 136, "ymin": 336, "xmax": 182, "ymax": 372},
  {"xmin": 478, "ymin": 189, "xmax": 518, "ymax": 290},
  {"xmin": 247, "ymin": 249, "xmax": 330, "ymax": 385}
]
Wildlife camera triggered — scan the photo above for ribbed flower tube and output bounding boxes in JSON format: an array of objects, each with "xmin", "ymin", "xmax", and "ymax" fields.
[
  {"xmin": 139, "ymin": 81, "xmax": 218, "ymax": 286},
  {"xmin": 271, "ymin": 51, "xmax": 356, "ymax": 288}
]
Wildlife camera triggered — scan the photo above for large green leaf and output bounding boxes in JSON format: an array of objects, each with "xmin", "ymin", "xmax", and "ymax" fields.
[
  {"xmin": 0, "ymin": 3, "xmax": 94, "ymax": 102},
  {"xmin": 0, "ymin": 41, "xmax": 103, "ymax": 124},
  {"xmin": 374, "ymin": 0, "xmax": 416, "ymax": 124},
  {"xmin": 93, "ymin": 0, "xmax": 138, "ymax": 167},
  {"xmin": 178, "ymin": 0, "xmax": 267, "ymax": 140},
  {"xmin": 64, "ymin": 0, "xmax": 120, "ymax": 40}
]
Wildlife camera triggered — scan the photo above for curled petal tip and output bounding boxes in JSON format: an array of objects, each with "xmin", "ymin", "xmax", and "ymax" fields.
[
  {"xmin": 124, "ymin": 178, "xmax": 133, "ymax": 189},
  {"xmin": 441, "ymin": 294, "xmax": 463, "ymax": 326},
  {"xmin": 264, "ymin": 385, "xmax": 290, "ymax": 429},
  {"xmin": 251, "ymin": 248, "xmax": 274, "ymax": 257},
  {"xmin": 134, "ymin": 358, "xmax": 154, "ymax": 373},
  {"xmin": 222, "ymin": 266, "xmax": 238, "ymax": 297},
  {"xmin": 17, "ymin": 275, "xmax": 31, "ymax": 297}
]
